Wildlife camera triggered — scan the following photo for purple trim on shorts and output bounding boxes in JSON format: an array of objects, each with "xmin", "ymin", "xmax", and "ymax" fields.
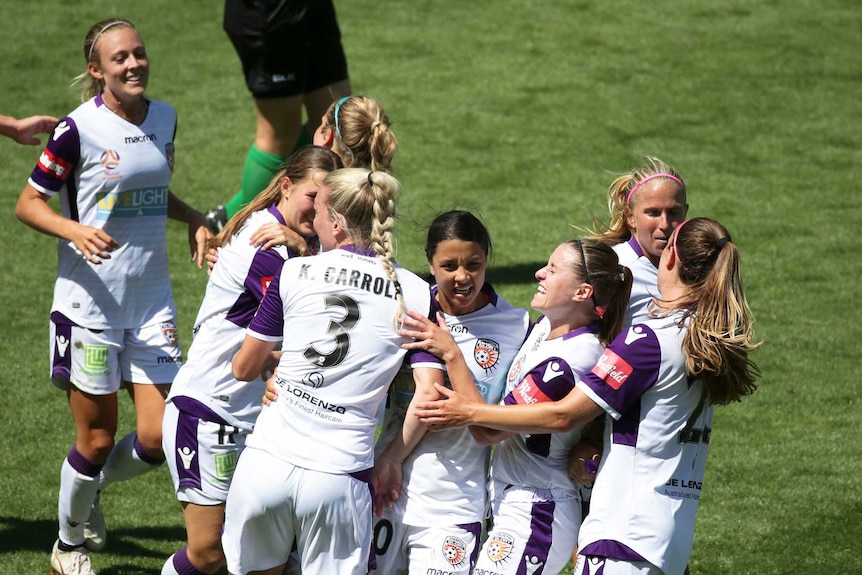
[
  {"xmin": 458, "ymin": 521, "xmax": 483, "ymax": 570},
  {"xmin": 134, "ymin": 434, "xmax": 165, "ymax": 465},
  {"xmin": 50, "ymin": 311, "xmax": 75, "ymax": 386},
  {"xmin": 67, "ymin": 445, "xmax": 103, "ymax": 477},
  {"xmin": 350, "ymin": 467, "xmax": 374, "ymax": 485},
  {"xmin": 172, "ymin": 547, "xmax": 209, "ymax": 575},
  {"xmin": 580, "ymin": 540, "xmax": 646, "ymax": 562},
  {"xmin": 519, "ymin": 499, "xmax": 555, "ymax": 574},
  {"xmin": 174, "ymin": 409, "xmax": 202, "ymax": 490},
  {"xmin": 171, "ymin": 396, "xmax": 231, "ymax": 425}
]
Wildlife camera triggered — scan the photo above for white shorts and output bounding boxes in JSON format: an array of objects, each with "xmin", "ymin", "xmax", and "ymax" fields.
[
  {"xmin": 223, "ymin": 446, "xmax": 374, "ymax": 575},
  {"xmin": 573, "ymin": 555, "xmax": 663, "ymax": 575},
  {"xmin": 372, "ymin": 511, "xmax": 481, "ymax": 575},
  {"xmin": 49, "ymin": 312, "xmax": 182, "ymax": 394},
  {"xmin": 162, "ymin": 400, "xmax": 248, "ymax": 505},
  {"xmin": 474, "ymin": 483, "xmax": 581, "ymax": 575}
]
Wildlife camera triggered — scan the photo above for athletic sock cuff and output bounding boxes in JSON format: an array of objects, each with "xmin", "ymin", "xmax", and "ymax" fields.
[
  {"xmin": 67, "ymin": 446, "xmax": 104, "ymax": 477},
  {"xmin": 133, "ymin": 435, "xmax": 165, "ymax": 465}
]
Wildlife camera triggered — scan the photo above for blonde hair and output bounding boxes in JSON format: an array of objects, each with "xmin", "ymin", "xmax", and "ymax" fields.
[
  {"xmin": 324, "ymin": 168, "xmax": 405, "ymax": 324},
  {"xmin": 588, "ymin": 157, "xmax": 686, "ymax": 243},
  {"xmin": 211, "ymin": 146, "xmax": 342, "ymax": 249},
  {"xmin": 324, "ymin": 96, "xmax": 397, "ymax": 173},
  {"xmin": 669, "ymin": 217, "xmax": 761, "ymax": 405},
  {"xmin": 72, "ymin": 18, "xmax": 137, "ymax": 102}
]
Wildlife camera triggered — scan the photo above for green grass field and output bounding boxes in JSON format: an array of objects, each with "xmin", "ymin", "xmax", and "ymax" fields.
[{"xmin": 2, "ymin": 1, "xmax": 861, "ymax": 574}]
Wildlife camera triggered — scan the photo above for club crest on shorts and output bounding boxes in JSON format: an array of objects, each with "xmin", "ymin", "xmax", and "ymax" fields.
[
  {"xmin": 474, "ymin": 338, "xmax": 500, "ymax": 371},
  {"xmin": 485, "ymin": 531, "xmax": 515, "ymax": 564},
  {"xmin": 161, "ymin": 322, "xmax": 179, "ymax": 347},
  {"xmin": 507, "ymin": 355, "xmax": 525, "ymax": 386},
  {"xmin": 441, "ymin": 535, "xmax": 467, "ymax": 566}
]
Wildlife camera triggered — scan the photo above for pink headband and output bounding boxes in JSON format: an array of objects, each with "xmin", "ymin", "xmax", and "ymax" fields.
[{"xmin": 626, "ymin": 173, "xmax": 685, "ymax": 204}]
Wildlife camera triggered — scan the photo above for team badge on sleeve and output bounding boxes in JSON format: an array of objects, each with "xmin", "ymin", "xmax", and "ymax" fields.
[
  {"xmin": 441, "ymin": 535, "xmax": 467, "ymax": 566},
  {"xmin": 474, "ymin": 338, "xmax": 500, "ymax": 370}
]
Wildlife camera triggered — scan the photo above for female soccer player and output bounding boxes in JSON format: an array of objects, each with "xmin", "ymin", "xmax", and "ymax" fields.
[
  {"xmin": 159, "ymin": 146, "xmax": 342, "ymax": 575},
  {"xmin": 408, "ymin": 217, "xmax": 761, "ymax": 575},
  {"xmin": 14, "ymin": 18, "xmax": 211, "ymax": 575},
  {"xmin": 371, "ymin": 210, "xmax": 531, "ymax": 575},
  {"xmin": 590, "ymin": 157, "xmax": 688, "ymax": 326},
  {"xmin": 399, "ymin": 239, "xmax": 632, "ymax": 575},
  {"xmin": 221, "ymin": 168, "xmax": 432, "ymax": 575}
]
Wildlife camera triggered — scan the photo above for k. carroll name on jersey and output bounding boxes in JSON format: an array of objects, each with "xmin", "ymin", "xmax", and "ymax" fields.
[{"xmin": 295, "ymin": 263, "xmax": 400, "ymax": 300}]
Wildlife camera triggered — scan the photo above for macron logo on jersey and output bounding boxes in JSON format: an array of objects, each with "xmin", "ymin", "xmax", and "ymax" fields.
[
  {"xmin": 38, "ymin": 149, "xmax": 72, "ymax": 180},
  {"xmin": 592, "ymin": 349, "xmax": 633, "ymax": 390},
  {"xmin": 624, "ymin": 325, "xmax": 648, "ymax": 345},
  {"xmin": 52, "ymin": 121, "xmax": 71, "ymax": 141}
]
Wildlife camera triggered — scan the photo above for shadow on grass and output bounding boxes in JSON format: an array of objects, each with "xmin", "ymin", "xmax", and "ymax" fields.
[{"xmin": 0, "ymin": 516, "xmax": 184, "ymax": 557}]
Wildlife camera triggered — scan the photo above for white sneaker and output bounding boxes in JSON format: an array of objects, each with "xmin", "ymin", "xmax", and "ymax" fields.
[
  {"xmin": 50, "ymin": 539, "xmax": 96, "ymax": 575},
  {"xmin": 83, "ymin": 493, "xmax": 107, "ymax": 552}
]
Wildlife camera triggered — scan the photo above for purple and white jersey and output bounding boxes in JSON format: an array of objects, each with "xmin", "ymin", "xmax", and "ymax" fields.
[
  {"xmin": 577, "ymin": 311, "xmax": 710, "ymax": 575},
  {"xmin": 378, "ymin": 283, "xmax": 530, "ymax": 525},
  {"xmin": 491, "ymin": 316, "xmax": 604, "ymax": 497},
  {"xmin": 28, "ymin": 95, "xmax": 177, "ymax": 329},
  {"xmin": 613, "ymin": 236, "xmax": 658, "ymax": 327},
  {"xmin": 245, "ymin": 246, "xmax": 432, "ymax": 474},
  {"xmin": 167, "ymin": 205, "xmax": 297, "ymax": 429}
]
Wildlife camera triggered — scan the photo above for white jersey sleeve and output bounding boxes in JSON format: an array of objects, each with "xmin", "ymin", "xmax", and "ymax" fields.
[
  {"xmin": 246, "ymin": 246, "xmax": 432, "ymax": 474},
  {"xmin": 576, "ymin": 313, "xmax": 712, "ymax": 575}
]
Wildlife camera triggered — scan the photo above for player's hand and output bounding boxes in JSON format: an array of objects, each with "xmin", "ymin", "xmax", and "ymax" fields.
[
  {"xmin": 188, "ymin": 211, "xmax": 213, "ymax": 269},
  {"xmin": 414, "ymin": 383, "xmax": 476, "ymax": 431},
  {"xmin": 250, "ymin": 222, "xmax": 308, "ymax": 255},
  {"xmin": 398, "ymin": 311, "xmax": 459, "ymax": 362},
  {"xmin": 372, "ymin": 456, "xmax": 403, "ymax": 516},
  {"xmin": 568, "ymin": 440, "xmax": 601, "ymax": 486},
  {"xmin": 205, "ymin": 247, "xmax": 219, "ymax": 276},
  {"xmin": 68, "ymin": 223, "xmax": 119, "ymax": 264},
  {"xmin": 262, "ymin": 373, "xmax": 279, "ymax": 406},
  {"xmin": 14, "ymin": 115, "xmax": 59, "ymax": 145}
]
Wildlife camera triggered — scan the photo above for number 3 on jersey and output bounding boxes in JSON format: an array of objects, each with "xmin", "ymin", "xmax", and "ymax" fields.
[{"xmin": 303, "ymin": 293, "xmax": 361, "ymax": 368}]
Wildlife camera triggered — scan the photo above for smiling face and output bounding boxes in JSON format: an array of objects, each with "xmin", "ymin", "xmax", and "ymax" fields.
[
  {"xmin": 278, "ymin": 171, "xmax": 329, "ymax": 239},
  {"xmin": 429, "ymin": 239, "xmax": 488, "ymax": 316},
  {"xmin": 626, "ymin": 179, "xmax": 688, "ymax": 265},
  {"xmin": 312, "ymin": 184, "xmax": 339, "ymax": 251},
  {"xmin": 531, "ymin": 243, "xmax": 579, "ymax": 318},
  {"xmin": 88, "ymin": 26, "xmax": 148, "ymax": 105}
]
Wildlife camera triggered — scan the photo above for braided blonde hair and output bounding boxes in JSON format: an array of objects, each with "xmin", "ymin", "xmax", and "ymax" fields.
[
  {"xmin": 323, "ymin": 168, "xmax": 405, "ymax": 325},
  {"xmin": 324, "ymin": 95, "xmax": 397, "ymax": 173}
]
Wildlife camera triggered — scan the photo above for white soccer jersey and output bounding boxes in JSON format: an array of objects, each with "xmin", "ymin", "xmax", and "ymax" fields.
[
  {"xmin": 377, "ymin": 284, "xmax": 530, "ymax": 525},
  {"xmin": 245, "ymin": 246, "xmax": 432, "ymax": 474},
  {"xmin": 576, "ymin": 311, "xmax": 710, "ymax": 575},
  {"xmin": 167, "ymin": 205, "xmax": 295, "ymax": 429},
  {"xmin": 28, "ymin": 94, "xmax": 177, "ymax": 329},
  {"xmin": 490, "ymin": 316, "xmax": 604, "ymax": 496},
  {"xmin": 613, "ymin": 237, "xmax": 658, "ymax": 327}
]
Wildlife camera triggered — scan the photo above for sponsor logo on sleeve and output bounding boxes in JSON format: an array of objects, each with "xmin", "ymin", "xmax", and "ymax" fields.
[
  {"xmin": 37, "ymin": 148, "xmax": 73, "ymax": 180},
  {"xmin": 591, "ymin": 349, "xmax": 632, "ymax": 390},
  {"xmin": 624, "ymin": 325, "xmax": 648, "ymax": 345},
  {"xmin": 52, "ymin": 121, "xmax": 71, "ymax": 141},
  {"xmin": 512, "ymin": 374, "xmax": 552, "ymax": 405},
  {"xmin": 260, "ymin": 275, "xmax": 274, "ymax": 297}
]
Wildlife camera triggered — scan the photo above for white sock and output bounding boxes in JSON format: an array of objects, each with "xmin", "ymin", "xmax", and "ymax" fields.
[
  {"xmin": 58, "ymin": 448, "xmax": 102, "ymax": 546},
  {"xmin": 99, "ymin": 431, "xmax": 163, "ymax": 490}
]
